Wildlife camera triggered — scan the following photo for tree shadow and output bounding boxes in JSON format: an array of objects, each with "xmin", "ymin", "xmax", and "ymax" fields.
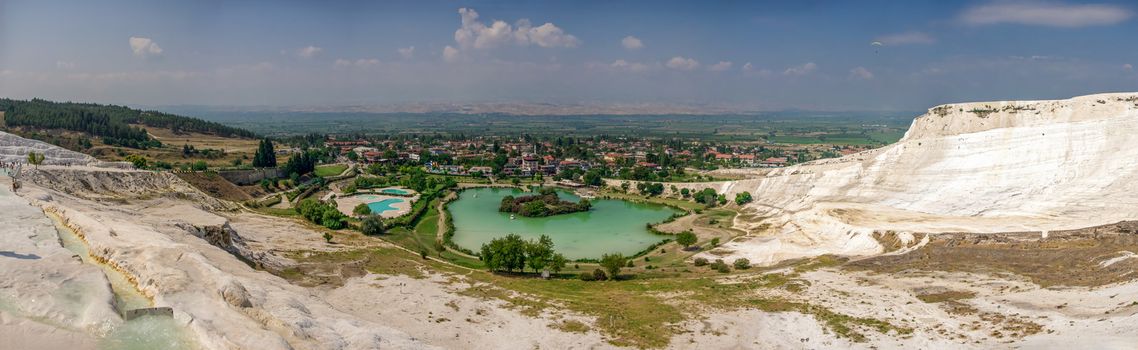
[{"xmin": 0, "ymin": 251, "xmax": 41, "ymax": 260}]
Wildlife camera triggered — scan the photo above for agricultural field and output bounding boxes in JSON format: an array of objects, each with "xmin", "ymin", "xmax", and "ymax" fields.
[{"xmin": 172, "ymin": 109, "xmax": 915, "ymax": 146}]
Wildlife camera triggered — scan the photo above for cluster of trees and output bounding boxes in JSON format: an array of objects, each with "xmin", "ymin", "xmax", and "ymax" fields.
[
  {"xmin": 181, "ymin": 144, "xmax": 226, "ymax": 159},
  {"xmin": 252, "ymin": 138, "xmax": 277, "ymax": 168},
  {"xmin": 479, "ymin": 234, "xmax": 568, "ymax": 274},
  {"xmin": 295, "ymin": 199, "xmax": 347, "ymax": 230},
  {"xmin": 282, "ymin": 150, "xmax": 318, "ymax": 176},
  {"xmin": 683, "ymin": 188, "xmax": 723, "ymax": 206},
  {"xmin": 499, "ymin": 189, "xmax": 591, "ymax": 217},
  {"xmin": 636, "ymin": 182, "xmax": 665, "ymax": 196},
  {"xmin": 0, "ymin": 98, "xmax": 255, "ymax": 149}
]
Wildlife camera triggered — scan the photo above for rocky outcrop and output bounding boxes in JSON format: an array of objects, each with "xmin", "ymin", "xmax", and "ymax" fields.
[
  {"xmin": 21, "ymin": 166, "xmax": 234, "ymax": 210},
  {"xmin": 711, "ymin": 92, "xmax": 1138, "ymax": 265},
  {"xmin": 0, "ymin": 130, "xmax": 96, "ymax": 165}
]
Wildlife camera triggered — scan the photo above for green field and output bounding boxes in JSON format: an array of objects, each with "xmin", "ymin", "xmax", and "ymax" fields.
[
  {"xmin": 174, "ymin": 109, "xmax": 916, "ymax": 146},
  {"xmin": 314, "ymin": 164, "xmax": 348, "ymax": 177}
]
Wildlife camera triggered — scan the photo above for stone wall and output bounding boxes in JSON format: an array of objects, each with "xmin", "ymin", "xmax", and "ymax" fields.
[{"xmin": 218, "ymin": 168, "xmax": 285, "ymax": 185}]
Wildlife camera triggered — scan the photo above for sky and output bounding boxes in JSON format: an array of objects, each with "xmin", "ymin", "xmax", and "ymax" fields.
[{"xmin": 1, "ymin": 0, "xmax": 1136, "ymax": 111}]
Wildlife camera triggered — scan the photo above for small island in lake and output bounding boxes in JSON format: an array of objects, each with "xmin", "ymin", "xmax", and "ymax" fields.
[{"xmin": 499, "ymin": 188, "xmax": 592, "ymax": 217}]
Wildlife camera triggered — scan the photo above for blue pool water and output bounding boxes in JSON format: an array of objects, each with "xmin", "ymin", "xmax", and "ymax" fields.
[
  {"xmin": 380, "ymin": 188, "xmax": 409, "ymax": 195},
  {"xmin": 367, "ymin": 198, "xmax": 404, "ymax": 214}
]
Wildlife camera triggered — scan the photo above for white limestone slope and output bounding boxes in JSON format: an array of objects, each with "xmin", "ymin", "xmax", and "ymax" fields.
[
  {"xmin": 710, "ymin": 92, "xmax": 1138, "ymax": 265},
  {"xmin": 0, "ymin": 130, "xmax": 95, "ymax": 165}
]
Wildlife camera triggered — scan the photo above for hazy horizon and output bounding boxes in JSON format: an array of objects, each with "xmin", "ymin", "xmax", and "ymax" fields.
[{"xmin": 2, "ymin": 0, "xmax": 1137, "ymax": 111}]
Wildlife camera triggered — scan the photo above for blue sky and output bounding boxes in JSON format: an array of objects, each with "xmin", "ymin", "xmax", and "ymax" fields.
[{"xmin": 1, "ymin": 0, "xmax": 1136, "ymax": 110}]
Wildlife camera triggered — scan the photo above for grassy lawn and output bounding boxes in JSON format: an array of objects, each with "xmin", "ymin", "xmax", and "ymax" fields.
[
  {"xmin": 314, "ymin": 164, "xmax": 349, "ymax": 177},
  {"xmin": 291, "ymin": 246, "xmax": 910, "ymax": 348}
]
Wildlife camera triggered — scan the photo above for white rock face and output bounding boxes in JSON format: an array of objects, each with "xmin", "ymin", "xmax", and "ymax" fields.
[
  {"xmin": 708, "ymin": 92, "xmax": 1138, "ymax": 265},
  {"xmin": 0, "ymin": 131, "xmax": 96, "ymax": 165}
]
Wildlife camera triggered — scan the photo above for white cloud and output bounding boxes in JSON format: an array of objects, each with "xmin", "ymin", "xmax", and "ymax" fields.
[
  {"xmin": 849, "ymin": 66, "xmax": 875, "ymax": 80},
  {"xmin": 443, "ymin": 45, "xmax": 461, "ymax": 63},
  {"xmin": 608, "ymin": 59, "xmax": 656, "ymax": 72},
  {"xmin": 666, "ymin": 56, "xmax": 700, "ymax": 70},
  {"xmin": 959, "ymin": 1, "xmax": 1132, "ymax": 27},
  {"xmin": 334, "ymin": 58, "xmax": 380, "ymax": 68},
  {"xmin": 56, "ymin": 60, "xmax": 76, "ymax": 70},
  {"xmin": 783, "ymin": 62, "xmax": 818, "ymax": 76},
  {"xmin": 453, "ymin": 8, "xmax": 579, "ymax": 50},
  {"xmin": 296, "ymin": 45, "xmax": 323, "ymax": 58},
  {"xmin": 128, "ymin": 36, "xmax": 163, "ymax": 58},
  {"xmin": 707, "ymin": 61, "xmax": 733, "ymax": 72},
  {"xmin": 742, "ymin": 62, "xmax": 773, "ymax": 77},
  {"xmin": 621, "ymin": 36, "xmax": 644, "ymax": 50},
  {"xmin": 874, "ymin": 31, "xmax": 935, "ymax": 46},
  {"xmin": 1124, "ymin": 63, "xmax": 1134, "ymax": 71},
  {"xmin": 398, "ymin": 46, "xmax": 415, "ymax": 59}
]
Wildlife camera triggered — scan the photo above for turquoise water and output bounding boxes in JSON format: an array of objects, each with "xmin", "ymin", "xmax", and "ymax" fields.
[
  {"xmin": 366, "ymin": 198, "xmax": 404, "ymax": 214},
  {"xmin": 380, "ymin": 188, "xmax": 409, "ymax": 195},
  {"xmin": 448, "ymin": 187, "xmax": 679, "ymax": 259}
]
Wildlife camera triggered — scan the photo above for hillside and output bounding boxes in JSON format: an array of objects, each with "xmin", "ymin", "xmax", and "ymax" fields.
[
  {"xmin": 0, "ymin": 98, "xmax": 256, "ymax": 149},
  {"xmin": 696, "ymin": 92, "xmax": 1138, "ymax": 265}
]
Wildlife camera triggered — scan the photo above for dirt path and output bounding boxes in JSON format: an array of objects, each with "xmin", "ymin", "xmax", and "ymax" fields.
[{"xmin": 434, "ymin": 192, "xmax": 480, "ymax": 260}]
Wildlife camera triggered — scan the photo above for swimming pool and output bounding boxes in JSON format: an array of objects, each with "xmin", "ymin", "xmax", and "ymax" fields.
[
  {"xmin": 380, "ymin": 188, "xmax": 409, "ymax": 195},
  {"xmin": 366, "ymin": 198, "xmax": 404, "ymax": 214}
]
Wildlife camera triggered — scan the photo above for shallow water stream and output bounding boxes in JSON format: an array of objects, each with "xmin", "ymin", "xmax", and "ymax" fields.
[{"xmin": 50, "ymin": 214, "xmax": 199, "ymax": 350}]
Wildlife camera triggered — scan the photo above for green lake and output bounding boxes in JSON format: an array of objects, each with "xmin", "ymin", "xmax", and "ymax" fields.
[{"xmin": 448, "ymin": 187, "xmax": 680, "ymax": 259}]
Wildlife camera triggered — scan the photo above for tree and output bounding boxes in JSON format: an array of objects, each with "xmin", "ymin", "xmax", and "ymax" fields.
[
  {"xmin": 735, "ymin": 191, "xmax": 753, "ymax": 205},
  {"xmin": 353, "ymin": 203, "xmax": 372, "ymax": 216},
  {"xmin": 253, "ymin": 138, "xmax": 277, "ymax": 168},
  {"xmin": 676, "ymin": 231, "xmax": 697, "ymax": 249},
  {"xmin": 360, "ymin": 215, "xmax": 385, "ymax": 235},
  {"xmin": 323, "ymin": 232, "xmax": 333, "ymax": 243},
  {"xmin": 599, "ymin": 253, "xmax": 626, "ymax": 280},
  {"xmin": 548, "ymin": 253, "xmax": 567, "ymax": 274},
  {"xmin": 525, "ymin": 235, "xmax": 555, "ymax": 273},
  {"xmin": 26, "ymin": 152, "xmax": 44, "ymax": 167}
]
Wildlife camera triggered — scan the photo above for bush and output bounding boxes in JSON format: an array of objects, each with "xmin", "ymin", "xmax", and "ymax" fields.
[
  {"xmin": 710, "ymin": 259, "xmax": 730, "ymax": 273},
  {"xmin": 693, "ymin": 257, "xmax": 709, "ymax": 266},
  {"xmin": 322, "ymin": 232, "xmax": 333, "ymax": 243},
  {"xmin": 360, "ymin": 215, "xmax": 385, "ymax": 235},
  {"xmin": 710, "ymin": 237, "xmax": 720, "ymax": 247},
  {"xmin": 353, "ymin": 203, "xmax": 372, "ymax": 216},
  {"xmin": 733, "ymin": 258, "xmax": 751, "ymax": 270},
  {"xmin": 579, "ymin": 272, "xmax": 596, "ymax": 281},
  {"xmin": 592, "ymin": 269, "xmax": 608, "ymax": 281}
]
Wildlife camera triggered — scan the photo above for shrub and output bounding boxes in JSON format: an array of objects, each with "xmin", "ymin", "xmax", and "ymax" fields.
[
  {"xmin": 735, "ymin": 191, "xmax": 753, "ymax": 205},
  {"xmin": 710, "ymin": 259, "xmax": 730, "ymax": 273},
  {"xmin": 322, "ymin": 232, "xmax": 333, "ymax": 243},
  {"xmin": 693, "ymin": 257, "xmax": 709, "ymax": 266},
  {"xmin": 592, "ymin": 269, "xmax": 608, "ymax": 281},
  {"xmin": 359, "ymin": 215, "xmax": 386, "ymax": 235},
  {"xmin": 733, "ymin": 258, "xmax": 751, "ymax": 270},
  {"xmin": 353, "ymin": 203, "xmax": 372, "ymax": 216},
  {"xmin": 579, "ymin": 272, "xmax": 596, "ymax": 282},
  {"xmin": 710, "ymin": 237, "xmax": 720, "ymax": 247}
]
